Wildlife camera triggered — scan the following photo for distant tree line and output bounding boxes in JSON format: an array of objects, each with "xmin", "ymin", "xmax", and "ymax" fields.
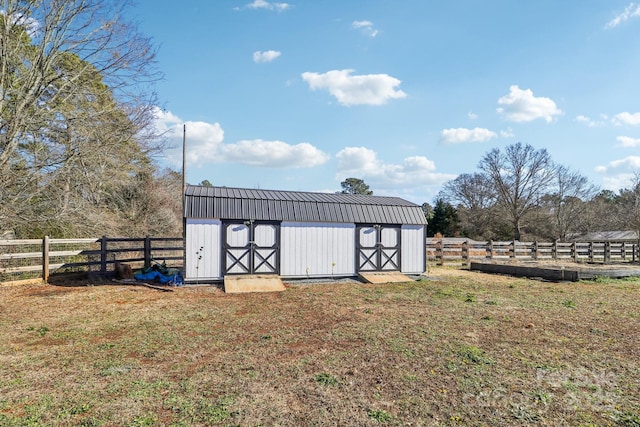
[
  {"xmin": 426, "ymin": 142, "xmax": 640, "ymax": 242},
  {"xmin": 0, "ymin": 0, "xmax": 182, "ymax": 238}
]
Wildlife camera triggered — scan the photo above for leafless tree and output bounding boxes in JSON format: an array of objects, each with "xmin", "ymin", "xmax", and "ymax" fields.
[
  {"xmin": 544, "ymin": 165, "xmax": 598, "ymax": 240},
  {"xmin": 618, "ymin": 172, "xmax": 640, "ymax": 251},
  {"xmin": 439, "ymin": 173, "xmax": 498, "ymax": 239},
  {"xmin": 478, "ymin": 142, "xmax": 555, "ymax": 241}
]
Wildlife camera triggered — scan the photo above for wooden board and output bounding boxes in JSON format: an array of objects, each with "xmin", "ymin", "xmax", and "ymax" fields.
[
  {"xmin": 358, "ymin": 271, "xmax": 414, "ymax": 284},
  {"xmin": 470, "ymin": 262, "xmax": 640, "ymax": 282},
  {"xmin": 224, "ymin": 275, "xmax": 286, "ymax": 293}
]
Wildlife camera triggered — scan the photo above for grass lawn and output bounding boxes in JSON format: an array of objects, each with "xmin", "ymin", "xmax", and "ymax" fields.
[{"xmin": 0, "ymin": 267, "xmax": 639, "ymax": 426}]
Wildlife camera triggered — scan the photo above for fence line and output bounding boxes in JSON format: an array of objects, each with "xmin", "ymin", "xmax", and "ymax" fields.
[
  {"xmin": 0, "ymin": 236, "xmax": 183, "ymax": 283},
  {"xmin": 427, "ymin": 239, "xmax": 639, "ymax": 266},
  {"xmin": 4, "ymin": 236, "xmax": 638, "ymax": 284}
]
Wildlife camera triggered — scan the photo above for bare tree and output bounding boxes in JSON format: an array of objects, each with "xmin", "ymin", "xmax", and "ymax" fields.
[
  {"xmin": 544, "ymin": 165, "xmax": 598, "ymax": 240},
  {"xmin": 440, "ymin": 173, "xmax": 497, "ymax": 239},
  {"xmin": 617, "ymin": 172, "xmax": 640, "ymax": 252},
  {"xmin": 478, "ymin": 142, "xmax": 555, "ymax": 241},
  {"xmin": 581, "ymin": 189, "xmax": 621, "ymax": 233}
]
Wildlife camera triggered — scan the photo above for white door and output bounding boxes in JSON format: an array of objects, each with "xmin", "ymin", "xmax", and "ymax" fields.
[
  {"xmin": 356, "ymin": 225, "xmax": 400, "ymax": 272},
  {"xmin": 223, "ymin": 221, "xmax": 280, "ymax": 275}
]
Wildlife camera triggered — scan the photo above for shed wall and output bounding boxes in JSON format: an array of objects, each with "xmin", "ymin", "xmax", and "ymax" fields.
[
  {"xmin": 401, "ymin": 225, "xmax": 426, "ymax": 274},
  {"xmin": 185, "ymin": 219, "xmax": 221, "ymax": 280},
  {"xmin": 280, "ymin": 222, "xmax": 355, "ymax": 278},
  {"xmin": 185, "ymin": 219, "xmax": 425, "ymax": 281}
]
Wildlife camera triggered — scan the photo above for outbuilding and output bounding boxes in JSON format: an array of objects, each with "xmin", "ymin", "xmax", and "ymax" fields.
[{"xmin": 183, "ymin": 185, "xmax": 427, "ymax": 282}]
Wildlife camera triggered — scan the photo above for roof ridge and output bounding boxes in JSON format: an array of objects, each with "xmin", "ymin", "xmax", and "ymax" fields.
[{"xmin": 185, "ymin": 184, "xmax": 419, "ymax": 206}]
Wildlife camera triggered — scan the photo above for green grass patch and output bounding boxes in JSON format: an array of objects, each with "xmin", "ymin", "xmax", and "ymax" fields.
[{"xmin": 314, "ymin": 372, "xmax": 339, "ymax": 386}]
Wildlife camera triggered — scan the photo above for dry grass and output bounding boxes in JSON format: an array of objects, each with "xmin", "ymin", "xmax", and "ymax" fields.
[{"xmin": 1, "ymin": 268, "xmax": 639, "ymax": 426}]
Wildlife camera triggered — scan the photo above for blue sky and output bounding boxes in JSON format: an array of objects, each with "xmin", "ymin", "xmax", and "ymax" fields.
[{"xmin": 134, "ymin": 0, "xmax": 640, "ymax": 204}]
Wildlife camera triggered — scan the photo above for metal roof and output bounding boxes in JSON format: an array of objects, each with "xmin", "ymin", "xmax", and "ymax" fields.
[
  {"xmin": 184, "ymin": 185, "xmax": 428, "ymax": 225},
  {"xmin": 568, "ymin": 230, "xmax": 639, "ymax": 242}
]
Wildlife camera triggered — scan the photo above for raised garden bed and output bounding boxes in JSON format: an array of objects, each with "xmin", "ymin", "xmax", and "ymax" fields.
[{"xmin": 470, "ymin": 260, "xmax": 640, "ymax": 281}]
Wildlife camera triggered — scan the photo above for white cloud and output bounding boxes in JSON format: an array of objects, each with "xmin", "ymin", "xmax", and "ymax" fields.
[
  {"xmin": 153, "ymin": 108, "xmax": 328, "ymax": 169},
  {"xmin": 601, "ymin": 173, "xmax": 636, "ymax": 191},
  {"xmin": 612, "ymin": 111, "xmax": 640, "ymax": 126},
  {"xmin": 500, "ymin": 128, "xmax": 515, "ymax": 138},
  {"xmin": 496, "ymin": 85, "xmax": 563, "ymax": 123},
  {"xmin": 595, "ymin": 156, "xmax": 640, "ymax": 192},
  {"xmin": 440, "ymin": 127, "xmax": 497, "ymax": 144},
  {"xmin": 253, "ymin": 50, "xmax": 281, "ymax": 63},
  {"xmin": 235, "ymin": 0, "xmax": 290, "ymax": 11},
  {"xmin": 301, "ymin": 69, "xmax": 407, "ymax": 106},
  {"xmin": 336, "ymin": 147, "xmax": 379, "ymax": 173},
  {"xmin": 605, "ymin": 3, "xmax": 640, "ymax": 29},
  {"xmin": 219, "ymin": 140, "xmax": 328, "ymax": 167},
  {"xmin": 576, "ymin": 114, "xmax": 610, "ymax": 127},
  {"xmin": 595, "ymin": 155, "xmax": 640, "ymax": 173},
  {"xmin": 597, "ymin": 162, "xmax": 640, "ymax": 190},
  {"xmin": 468, "ymin": 111, "xmax": 478, "ymax": 120},
  {"xmin": 352, "ymin": 20, "xmax": 379, "ymax": 37},
  {"xmin": 576, "ymin": 115, "xmax": 598, "ymax": 127},
  {"xmin": 335, "ymin": 146, "xmax": 454, "ymax": 192},
  {"xmin": 616, "ymin": 136, "xmax": 640, "ymax": 147},
  {"xmin": 152, "ymin": 107, "xmax": 182, "ymax": 133}
]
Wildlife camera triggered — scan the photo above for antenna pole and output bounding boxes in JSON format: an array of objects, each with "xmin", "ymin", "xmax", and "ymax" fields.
[
  {"xmin": 182, "ymin": 124, "xmax": 187, "ymax": 196},
  {"xmin": 182, "ymin": 124, "xmax": 187, "ymax": 277}
]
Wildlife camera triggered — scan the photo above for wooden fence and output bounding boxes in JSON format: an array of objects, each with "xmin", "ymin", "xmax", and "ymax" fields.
[
  {"xmin": 0, "ymin": 236, "xmax": 183, "ymax": 284},
  {"xmin": 4, "ymin": 236, "xmax": 638, "ymax": 284},
  {"xmin": 427, "ymin": 239, "xmax": 639, "ymax": 266}
]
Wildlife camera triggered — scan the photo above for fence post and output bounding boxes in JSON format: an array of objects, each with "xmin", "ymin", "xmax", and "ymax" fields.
[
  {"xmin": 510, "ymin": 240, "xmax": 516, "ymax": 258},
  {"xmin": 486, "ymin": 240, "xmax": 493, "ymax": 259},
  {"xmin": 532, "ymin": 241, "xmax": 539, "ymax": 260},
  {"xmin": 552, "ymin": 240, "xmax": 557, "ymax": 260},
  {"xmin": 604, "ymin": 241, "xmax": 611, "ymax": 264},
  {"xmin": 621, "ymin": 242, "xmax": 626, "ymax": 260},
  {"xmin": 462, "ymin": 240, "xmax": 470, "ymax": 268},
  {"xmin": 571, "ymin": 242, "xmax": 577, "ymax": 262},
  {"xmin": 435, "ymin": 240, "xmax": 443, "ymax": 266},
  {"xmin": 42, "ymin": 236, "xmax": 50, "ymax": 283},
  {"xmin": 100, "ymin": 236, "xmax": 108, "ymax": 274},
  {"xmin": 589, "ymin": 241, "xmax": 594, "ymax": 263},
  {"xmin": 144, "ymin": 236, "xmax": 152, "ymax": 269}
]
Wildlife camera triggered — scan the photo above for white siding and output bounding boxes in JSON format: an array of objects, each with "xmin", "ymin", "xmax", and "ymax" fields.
[
  {"xmin": 401, "ymin": 225, "xmax": 426, "ymax": 274},
  {"xmin": 185, "ymin": 219, "xmax": 221, "ymax": 280},
  {"xmin": 281, "ymin": 222, "xmax": 355, "ymax": 277},
  {"xmin": 185, "ymin": 219, "xmax": 425, "ymax": 279}
]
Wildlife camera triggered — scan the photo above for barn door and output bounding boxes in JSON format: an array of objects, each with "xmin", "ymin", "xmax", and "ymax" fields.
[
  {"xmin": 356, "ymin": 225, "xmax": 401, "ymax": 272},
  {"xmin": 222, "ymin": 221, "xmax": 280, "ymax": 275}
]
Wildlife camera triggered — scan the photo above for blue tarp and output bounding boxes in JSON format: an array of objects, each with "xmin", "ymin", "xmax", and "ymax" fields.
[{"xmin": 134, "ymin": 270, "xmax": 183, "ymax": 285}]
